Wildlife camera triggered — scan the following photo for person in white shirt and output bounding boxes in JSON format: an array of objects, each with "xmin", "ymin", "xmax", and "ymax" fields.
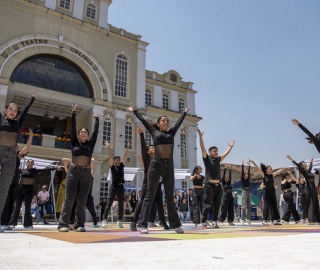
[{"xmin": 37, "ymin": 185, "xmax": 50, "ymax": 224}]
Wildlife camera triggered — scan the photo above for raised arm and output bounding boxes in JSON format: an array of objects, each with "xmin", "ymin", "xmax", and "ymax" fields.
[
  {"xmin": 273, "ymin": 167, "xmax": 287, "ymax": 178},
  {"xmin": 197, "ymin": 129, "xmax": 207, "ymax": 158},
  {"xmin": 90, "ymin": 114, "xmax": 99, "ymax": 147},
  {"xmin": 249, "ymin": 159, "xmax": 264, "ymax": 178},
  {"xmin": 70, "ymin": 105, "xmax": 77, "ymax": 144},
  {"xmin": 18, "ymin": 129, "xmax": 34, "ymax": 158},
  {"xmin": 286, "ymin": 155, "xmax": 304, "ymax": 174},
  {"xmin": 122, "ymin": 141, "xmax": 131, "ymax": 165},
  {"xmin": 171, "ymin": 108, "xmax": 190, "ymax": 135},
  {"xmin": 17, "ymin": 90, "xmax": 36, "ymax": 125},
  {"xmin": 241, "ymin": 161, "xmax": 245, "ymax": 180},
  {"xmin": 134, "ymin": 154, "xmax": 144, "ymax": 171},
  {"xmin": 127, "ymin": 105, "xmax": 154, "ymax": 134},
  {"xmin": 292, "ymin": 118, "xmax": 317, "ymax": 143},
  {"xmin": 105, "ymin": 141, "xmax": 113, "ymax": 167},
  {"xmin": 91, "ymin": 158, "xmax": 95, "ymax": 178},
  {"xmin": 136, "ymin": 127, "xmax": 148, "ymax": 166},
  {"xmin": 308, "ymin": 158, "xmax": 313, "ymax": 172},
  {"xmin": 220, "ymin": 141, "xmax": 235, "ymax": 162}
]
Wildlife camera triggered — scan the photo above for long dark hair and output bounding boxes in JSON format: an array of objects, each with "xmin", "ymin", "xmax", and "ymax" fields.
[
  {"xmin": 260, "ymin": 163, "xmax": 271, "ymax": 174},
  {"xmin": 151, "ymin": 116, "xmax": 169, "ymax": 130},
  {"xmin": 192, "ymin": 166, "xmax": 201, "ymax": 174},
  {"xmin": 78, "ymin": 127, "xmax": 90, "ymax": 135}
]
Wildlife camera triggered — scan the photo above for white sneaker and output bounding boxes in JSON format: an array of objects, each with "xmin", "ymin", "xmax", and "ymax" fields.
[
  {"xmin": 140, "ymin": 227, "xmax": 148, "ymax": 234},
  {"xmin": 117, "ymin": 220, "xmax": 123, "ymax": 228},
  {"xmin": 281, "ymin": 220, "xmax": 289, "ymax": 224},
  {"xmin": 247, "ymin": 220, "xmax": 251, "ymax": 225},
  {"xmin": 240, "ymin": 219, "xmax": 244, "ymax": 225},
  {"xmin": 148, "ymin": 222, "xmax": 157, "ymax": 227},
  {"xmin": 261, "ymin": 220, "xmax": 268, "ymax": 226},
  {"xmin": 295, "ymin": 220, "xmax": 302, "ymax": 224},
  {"xmin": 75, "ymin": 227, "xmax": 86, "ymax": 232},
  {"xmin": 174, "ymin": 227, "xmax": 184, "ymax": 234},
  {"xmin": 228, "ymin": 222, "xmax": 235, "ymax": 226},
  {"xmin": 1, "ymin": 225, "xmax": 12, "ymax": 230},
  {"xmin": 31, "ymin": 214, "xmax": 36, "ymax": 219},
  {"xmin": 101, "ymin": 220, "xmax": 107, "ymax": 228},
  {"xmin": 273, "ymin": 221, "xmax": 282, "ymax": 225}
]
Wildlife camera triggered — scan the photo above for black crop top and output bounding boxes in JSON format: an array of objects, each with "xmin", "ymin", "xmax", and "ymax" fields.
[
  {"xmin": 281, "ymin": 180, "xmax": 294, "ymax": 191},
  {"xmin": 203, "ymin": 155, "xmax": 221, "ymax": 181},
  {"xmin": 191, "ymin": 174, "xmax": 205, "ymax": 186},
  {"xmin": 70, "ymin": 112, "xmax": 99, "ymax": 165},
  {"xmin": 0, "ymin": 97, "xmax": 35, "ymax": 147},
  {"xmin": 222, "ymin": 168, "xmax": 232, "ymax": 191},
  {"xmin": 20, "ymin": 167, "xmax": 56, "ymax": 179},
  {"xmin": 241, "ymin": 164, "xmax": 251, "ymax": 189},
  {"xmin": 263, "ymin": 174, "xmax": 275, "ymax": 189},
  {"xmin": 133, "ymin": 110, "xmax": 186, "ymax": 158}
]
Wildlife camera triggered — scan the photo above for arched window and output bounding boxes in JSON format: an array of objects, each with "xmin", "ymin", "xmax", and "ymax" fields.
[
  {"xmin": 145, "ymin": 89, "xmax": 152, "ymax": 106},
  {"xmin": 86, "ymin": 3, "xmax": 96, "ymax": 20},
  {"xmin": 145, "ymin": 130, "xmax": 152, "ymax": 147},
  {"xmin": 115, "ymin": 55, "xmax": 128, "ymax": 98},
  {"xmin": 179, "ymin": 98, "xmax": 185, "ymax": 113},
  {"xmin": 125, "ymin": 121, "xmax": 132, "ymax": 149},
  {"xmin": 180, "ymin": 134, "xmax": 187, "ymax": 158},
  {"xmin": 103, "ymin": 117, "xmax": 112, "ymax": 144},
  {"xmin": 59, "ymin": 0, "xmax": 71, "ymax": 10},
  {"xmin": 10, "ymin": 54, "xmax": 92, "ymax": 98},
  {"xmin": 163, "ymin": 94, "xmax": 169, "ymax": 109}
]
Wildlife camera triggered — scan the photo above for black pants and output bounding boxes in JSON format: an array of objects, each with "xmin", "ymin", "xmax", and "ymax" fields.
[
  {"xmin": 9, "ymin": 184, "xmax": 34, "ymax": 227},
  {"xmin": 305, "ymin": 185, "xmax": 320, "ymax": 223},
  {"xmin": 148, "ymin": 182, "xmax": 166, "ymax": 223},
  {"xmin": 202, "ymin": 183, "xmax": 222, "ymax": 223},
  {"xmin": 282, "ymin": 190, "xmax": 300, "ymax": 222},
  {"xmin": 263, "ymin": 188, "xmax": 280, "ymax": 221},
  {"xmin": 1, "ymin": 175, "xmax": 19, "ymax": 225},
  {"xmin": 103, "ymin": 184, "xmax": 124, "ymax": 221},
  {"xmin": 219, "ymin": 193, "xmax": 234, "ymax": 222},
  {"xmin": 70, "ymin": 180, "xmax": 97, "ymax": 225},
  {"xmin": 138, "ymin": 157, "xmax": 181, "ymax": 229},
  {"xmin": 300, "ymin": 194, "xmax": 307, "ymax": 219},
  {"xmin": 192, "ymin": 188, "xmax": 204, "ymax": 224},
  {"xmin": 58, "ymin": 165, "xmax": 92, "ymax": 229}
]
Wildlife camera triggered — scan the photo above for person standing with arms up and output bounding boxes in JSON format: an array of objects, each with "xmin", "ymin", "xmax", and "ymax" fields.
[
  {"xmin": 0, "ymin": 90, "xmax": 35, "ymax": 233},
  {"xmin": 127, "ymin": 105, "xmax": 189, "ymax": 234},
  {"xmin": 101, "ymin": 141, "xmax": 130, "ymax": 229},
  {"xmin": 240, "ymin": 161, "xmax": 252, "ymax": 225},
  {"xmin": 197, "ymin": 129, "xmax": 235, "ymax": 229},
  {"xmin": 58, "ymin": 104, "xmax": 99, "ymax": 232}
]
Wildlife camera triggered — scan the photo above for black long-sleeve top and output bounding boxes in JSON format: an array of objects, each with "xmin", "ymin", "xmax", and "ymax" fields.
[
  {"xmin": 292, "ymin": 160, "xmax": 314, "ymax": 183},
  {"xmin": 221, "ymin": 168, "xmax": 232, "ymax": 192},
  {"xmin": 139, "ymin": 132, "xmax": 151, "ymax": 174},
  {"xmin": 70, "ymin": 112, "xmax": 99, "ymax": 162},
  {"xmin": 296, "ymin": 182, "xmax": 307, "ymax": 194},
  {"xmin": 298, "ymin": 123, "xmax": 320, "ymax": 153},
  {"xmin": 241, "ymin": 164, "xmax": 251, "ymax": 189},
  {"xmin": 133, "ymin": 110, "xmax": 186, "ymax": 158},
  {"xmin": 0, "ymin": 97, "xmax": 35, "ymax": 146},
  {"xmin": 263, "ymin": 174, "xmax": 275, "ymax": 190}
]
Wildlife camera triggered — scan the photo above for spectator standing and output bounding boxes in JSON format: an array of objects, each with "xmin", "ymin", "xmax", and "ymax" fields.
[
  {"xmin": 32, "ymin": 124, "xmax": 42, "ymax": 145},
  {"xmin": 37, "ymin": 185, "xmax": 50, "ymax": 224}
]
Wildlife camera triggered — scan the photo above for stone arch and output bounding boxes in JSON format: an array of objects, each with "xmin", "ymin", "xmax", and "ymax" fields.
[{"xmin": 0, "ymin": 35, "xmax": 112, "ymax": 101}]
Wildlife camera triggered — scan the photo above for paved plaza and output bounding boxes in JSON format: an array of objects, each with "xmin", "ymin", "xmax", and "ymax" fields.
[{"xmin": 1, "ymin": 221, "xmax": 320, "ymax": 269}]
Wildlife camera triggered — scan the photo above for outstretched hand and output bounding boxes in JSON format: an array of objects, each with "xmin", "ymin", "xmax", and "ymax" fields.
[
  {"xmin": 286, "ymin": 155, "xmax": 293, "ymax": 161},
  {"xmin": 228, "ymin": 141, "xmax": 235, "ymax": 147},
  {"xmin": 136, "ymin": 126, "xmax": 143, "ymax": 134},
  {"xmin": 104, "ymin": 141, "xmax": 110, "ymax": 148},
  {"xmin": 292, "ymin": 118, "xmax": 300, "ymax": 125},
  {"xmin": 92, "ymin": 113, "xmax": 98, "ymax": 118},
  {"xmin": 184, "ymin": 107, "xmax": 190, "ymax": 113},
  {"xmin": 197, "ymin": 129, "xmax": 204, "ymax": 137},
  {"xmin": 72, "ymin": 104, "xmax": 77, "ymax": 112},
  {"xmin": 32, "ymin": 90, "xmax": 36, "ymax": 99},
  {"xmin": 127, "ymin": 105, "xmax": 135, "ymax": 112}
]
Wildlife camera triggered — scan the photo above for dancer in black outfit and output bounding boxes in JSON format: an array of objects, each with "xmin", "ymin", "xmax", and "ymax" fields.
[
  {"xmin": 1, "ymin": 130, "xmax": 33, "ymax": 230},
  {"xmin": 9, "ymin": 159, "xmax": 58, "ymax": 228},
  {"xmin": 190, "ymin": 166, "xmax": 204, "ymax": 227},
  {"xmin": 58, "ymin": 104, "xmax": 99, "ymax": 232},
  {"xmin": 0, "ymin": 90, "xmax": 35, "ymax": 233},
  {"xmin": 240, "ymin": 161, "xmax": 252, "ymax": 225},
  {"xmin": 101, "ymin": 141, "xmax": 130, "ymax": 228},
  {"xmin": 292, "ymin": 118, "xmax": 320, "ymax": 153},
  {"xmin": 219, "ymin": 164, "xmax": 235, "ymax": 226},
  {"xmin": 287, "ymin": 156, "xmax": 320, "ymax": 224},
  {"xmin": 296, "ymin": 178, "xmax": 308, "ymax": 223},
  {"xmin": 197, "ymin": 129, "xmax": 235, "ymax": 229},
  {"xmin": 128, "ymin": 105, "xmax": 189, "ymax": 234},
  {"xmin": 250, "ymin": 160, "xmax": 285, "ymax": 225},
  {"xmin": 130, "ymin": 127, "xmax": 169, "ymax": 231},
  {"xmin": 280, "ymin": 171, "xmax": 301, "ymax": 224}
]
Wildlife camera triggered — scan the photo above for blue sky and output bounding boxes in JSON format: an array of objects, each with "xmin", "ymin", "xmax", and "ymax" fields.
[{"xmin": 109, "ymin": 0, "xmax": 320, "ymax": 168}]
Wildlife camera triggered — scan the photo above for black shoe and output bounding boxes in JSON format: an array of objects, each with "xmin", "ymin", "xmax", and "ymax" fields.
[
  {"xmin": 159, "ymin": 221, "xmax": 170, "ymax": 230},
  {"xmin": 130, "ymin": 222, "xmax": 137, "ymax": 231}
]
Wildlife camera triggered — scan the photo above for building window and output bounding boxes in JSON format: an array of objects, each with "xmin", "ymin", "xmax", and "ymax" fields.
[
  {"xmin": 180, "ymin": 134, "xmax": 187, "ymax": 158},
  {"xmin": 86, "ymin": 3, "xmax": 96, "ymax": 20},
  {"xmin": 59, "ymin": 0, "xmax": 71, "ymax": 10},
  {"xmin": 10, "ymin": 55, "xmax": 92, "ymax": 98},
  {"xmin": 145, "ymin": 130, "xmax": 152, "ymax": 147},
  {"xmin": 182, "ymin": 181, "xmax": 187, "ymax": 190},
  {"xmin": 103, "ymin": 117, "xmax": 112, "ymax": 144},
  {"xmin": 145, "ymin": 89, "xmax": 152, "ymax": 106},
  {"xmin": 100, "ymin": 176, "xmax": 109, "ymax": 201},
  {"xmin": 125, "ymin": 121, "xmax": 132, "ymax": 149},
  {"xmin": 163, "ymin": 94, "xmax": 169, "ymax": 109},
  {"xmin": 179, "ymin": 98, "xmax": 185, "ymax": 113},
  {"xmin": 115, "ymin": 55, "xmax": 128, "ymax": 98}
]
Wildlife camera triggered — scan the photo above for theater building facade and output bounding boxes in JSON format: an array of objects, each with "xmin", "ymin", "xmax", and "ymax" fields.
[{"xmin": 0, "ymin": 0, "xmax": 201, "ymax": 205}]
